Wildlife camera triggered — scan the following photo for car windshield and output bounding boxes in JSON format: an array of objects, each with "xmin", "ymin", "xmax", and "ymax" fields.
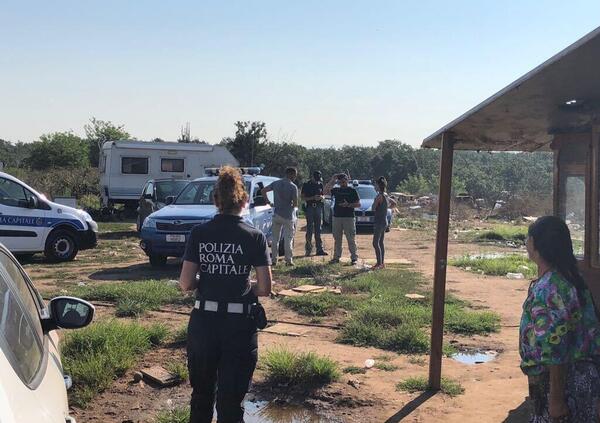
[
  {"xmin": 175, "ymin": 180, "xmax": 251, "ymax": 205},
  {"xmin": 355, "ymin": 185, "xmax": 377, "ymax": 200},
  {"xmin": 155, "ymin": 180, "xmax": 189, "ymax": 203}
]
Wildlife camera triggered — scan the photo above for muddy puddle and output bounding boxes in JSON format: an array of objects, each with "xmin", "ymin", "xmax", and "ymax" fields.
[
  {"xmin": 451, "ymin": 350, "xmax": 498, "ymax": 365},
  {"xmin": 244, "ymin": 400, "xmax": 342, "ymax": 422}
]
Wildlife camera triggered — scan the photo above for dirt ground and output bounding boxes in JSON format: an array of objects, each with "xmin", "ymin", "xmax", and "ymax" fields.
[{"xmin": 28, "ymin": 220, "xmax": 534, "ymax": 423}]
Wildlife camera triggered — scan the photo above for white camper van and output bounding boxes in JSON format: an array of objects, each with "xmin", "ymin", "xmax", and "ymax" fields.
[{"xmin": 99, "ymin": 141, "xmax": 238, "ymax": 209}]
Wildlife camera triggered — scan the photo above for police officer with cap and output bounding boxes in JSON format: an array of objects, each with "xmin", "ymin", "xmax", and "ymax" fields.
[
  {"xmin": 301, "ymin": 171, "xmax": 328, "ymax": 256},
  {"xmin": 179, "ymin": 166, "xmax": 272, "ymax": 423}
]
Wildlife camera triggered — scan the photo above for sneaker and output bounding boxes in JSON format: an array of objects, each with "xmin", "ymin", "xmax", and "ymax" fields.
[
  {"xmin": 285, "ymin": 261, "xmax": 295, "ymax": 267},
  {"xmin": 351, "ymin": 259, "xmax": 358, "ymax": 265},
  {"xmin": 329, "ymin": 258, "xmax": 340, "ymax": 264},
  {"xmin": 316, "ymin": 251, "xmax": 329, "ymax": 256}
]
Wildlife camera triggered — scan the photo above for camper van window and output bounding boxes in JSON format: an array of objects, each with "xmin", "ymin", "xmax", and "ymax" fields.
[
  {"xmin": 161, "ymin": 158, "xmax": 184, "ymax": 173},
  {"xmin": 122, "ymin": 157, "xmax": 148, "ymax": 174}
]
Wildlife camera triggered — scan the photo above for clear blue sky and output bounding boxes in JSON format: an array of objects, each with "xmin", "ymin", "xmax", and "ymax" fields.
[{"xmin": 1, "ymin": 1, "xmax": 598, "ymax": 147}]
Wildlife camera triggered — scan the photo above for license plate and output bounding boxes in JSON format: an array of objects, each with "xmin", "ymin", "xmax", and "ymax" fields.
[
  {"xmin": 357, "ymin": 217, "xmax": 371, "ymax": 222},
  {"xmin": 166, "ymin": 234, "xmax": 186, "ymax": 243}
]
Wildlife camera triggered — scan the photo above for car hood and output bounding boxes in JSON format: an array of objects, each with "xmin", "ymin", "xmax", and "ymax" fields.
[
  {"xmin": 148, "ymin": 204, "xmax": 253, "ymax": 220},
  {"xmin": 48, "ymin": 201, "xmax": 92, "ymax": 222}
]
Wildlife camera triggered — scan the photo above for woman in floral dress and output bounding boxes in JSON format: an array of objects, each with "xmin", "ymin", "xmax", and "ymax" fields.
[{"xmin": 520, "ymin": 216, "xmax": 600, "ymax": 422}]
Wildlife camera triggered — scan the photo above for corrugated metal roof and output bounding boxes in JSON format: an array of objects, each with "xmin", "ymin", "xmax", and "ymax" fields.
[{"xmin": 422, "ymin": 26, "xmax": 600, "ymax": 151}]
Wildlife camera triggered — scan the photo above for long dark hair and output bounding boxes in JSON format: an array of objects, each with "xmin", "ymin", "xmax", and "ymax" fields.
[
  {"xmin": 376, "ymin": 176, "xmax": 387, "ymax": 193},
  {"xmin": 528, "ymin": 216, "xmax": 588, "ymax": 303}
]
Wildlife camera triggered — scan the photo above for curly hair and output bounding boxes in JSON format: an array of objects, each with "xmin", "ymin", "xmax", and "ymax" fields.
[{"xmin": 214, "ymin": 166, "xmax": 248, "ymax": 214}]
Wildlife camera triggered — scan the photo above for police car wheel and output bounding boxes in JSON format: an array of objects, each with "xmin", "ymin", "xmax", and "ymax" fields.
[
  {"xmin": 45, "ymin": 230, "xmax": 78, "ymax": 262},
  {"xmin": 149, "ymin": 254, "xmax": 167, "ymax": 267}
]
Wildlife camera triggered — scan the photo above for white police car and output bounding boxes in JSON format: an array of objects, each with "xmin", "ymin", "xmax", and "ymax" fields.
[
  {"xmin": 0, "ymin": 242, "xmax": 95, "ymax": 422},
  {"xmin": 140, "ymin": 168, "xmax": 282, "ymax": 267},
  {"xmin": 0, "ymin": 172, "xmax": 98, "ymax": 261}
]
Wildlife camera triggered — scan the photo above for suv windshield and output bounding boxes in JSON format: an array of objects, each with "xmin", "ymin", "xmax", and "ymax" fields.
[
  {"xmin": 355, "ymin": 185, "xmax": 377, "ymax": 200},
  {"xmin": 155, "ymin": 180, "xmax": 189, "ymax": 203},
  {"xmin": 175, "ymin": 180, "xmax": 252, "ymax": 205}
]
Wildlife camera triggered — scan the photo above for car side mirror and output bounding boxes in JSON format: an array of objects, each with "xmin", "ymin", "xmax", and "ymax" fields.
[
  {"xmin": 42, "ymin": 296, "xmax": 95, "ymax": 332},
  {"xmin": 28, "ymin": 196, "xmax": 38, "ymax": 209},
  {"xmin": 144, "ymin": 193, "xmax": 153, "ymax": 200},
  {"xmin": 165, "ymin": 196, "xmax": 175, "ymax": 205}
]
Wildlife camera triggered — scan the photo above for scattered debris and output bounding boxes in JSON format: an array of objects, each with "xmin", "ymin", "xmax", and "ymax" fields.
[
  {"xmin": 132, "ymin": 371, "xmax": 143, "ymax": 383},
  {"xmin": 506, "ymin": 272, "xmax": 525, "ymax": 279},
  {"xmin": 262, "ymin": 323, "xmax": 310, "ymax": 337},
  {"xmin": 347, "ymin": 378, "xmax": 361, "ymax": 389},
  {"xmin": 292, "ymin": 285, "xmax": 327, "ymax": 293},
  {"xmin": 364, "ymin": 359, "xmax": 375, "ymax": 368},
  {"xmin": 404, "ymin": 293, "xmax": 426, "ymax": 301},
  {"xmin": 140, "ymin": 366, "xmax": 179, "ymax": 387}
]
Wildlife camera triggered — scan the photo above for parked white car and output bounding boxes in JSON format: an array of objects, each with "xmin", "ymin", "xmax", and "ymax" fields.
[
  {"xmin": 0, "ymin": 242, "xmax": 94, "ymax": 422},
  {"xmin": 0, "ymin": 171, "xmax": 98, "ymax": 261}
]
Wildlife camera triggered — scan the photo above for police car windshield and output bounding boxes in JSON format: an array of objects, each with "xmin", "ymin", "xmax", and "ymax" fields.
[
  {"xmin": 355, "ymin": 185, "xmax": 377, "ymax": 200},
  {"xmin": 155, "ymin": 180, "xmax": 189, "ymax": 203},
  {"xmin": 175, "ymin": 181, "xmax": 252, "ymax": 205}
]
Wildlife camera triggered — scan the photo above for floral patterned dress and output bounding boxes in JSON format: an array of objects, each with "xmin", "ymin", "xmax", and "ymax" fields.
[{"xmin": 519, "ymin": 271, "xmax": 600, "ymax": 422}]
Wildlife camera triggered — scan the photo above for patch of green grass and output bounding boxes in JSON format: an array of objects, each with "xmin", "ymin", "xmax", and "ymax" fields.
[
  {"xmin": 281, "ymin": 292, "xmax": 356, "ymax": 316},
  {"xmin": 343, "ymin": 365, "xmax": 367, "ymax": 374},
  {"xmin": 262, "ymin": 347, "xmax": 340, "ymax": 387},
  {"xmin": 172, "ymin": 324, "xmax": 188, "ymax": 344},
  {"xmin": 155, "ymin": 407, "xmax": 190, "ymax": 423},
  {"xmin": 374, "ymin": 354, "xmax": 394, "ymax": 362},
  {"xmin": 396, "ymin": 376, "xmax": 464, "ymax": 397},
  {"xmin": 445, "ymin": 305, "xmax": 501, "ymax": 335},
  {"xmin": 98, "ymin": 222, "xmax": 135, "ymax": 233},
  {"xmin": 62, "ymin": 319, "xmax": 162, "ymax": 407},
  {"xmin": 146, "ymin": 323, "xmax": 170, "ymax": 346},
  {"xmin": 472, "ymin": 225, "xmax": 528, "ymax": 245},
  {"xmin": 334, "ymin": 268, "xmax": 499, "ymax": 353},
  {"xmin": 395, "ymin": 217, "xmax": 433, "ymax": 231},
  {"xmin": 165, "ymin": 361, "xmax": 189, "ymax": 383},
  {"xmin": 407, "ymin": 356, "xmax": 427, "ymax": 366},
  {"xmin": 374, "ymin": 362, "xmax": 399, "ymax": 371},
  {"xmin": 64, "ymin": 280, "xmax": 192, "ymax": 317},
  {"xmin": 450, "ymin": 254, "xmax": 535, "ymax": 278}
]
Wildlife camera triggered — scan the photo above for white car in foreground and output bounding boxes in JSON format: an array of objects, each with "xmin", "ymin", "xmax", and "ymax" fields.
[{"xmin": 0, "ymin": 242, "xmax": 94, "ymax": 422}]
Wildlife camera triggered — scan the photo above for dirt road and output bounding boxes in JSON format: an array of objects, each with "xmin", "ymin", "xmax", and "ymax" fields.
[{"xmin": 30, "ymin": 221, "xmax": 533, "ymax": 422}]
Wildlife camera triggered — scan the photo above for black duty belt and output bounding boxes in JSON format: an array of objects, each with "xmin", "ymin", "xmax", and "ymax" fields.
[{"xmin": 194, "ymin": 299, "xmax": 253, "ymax": 315}]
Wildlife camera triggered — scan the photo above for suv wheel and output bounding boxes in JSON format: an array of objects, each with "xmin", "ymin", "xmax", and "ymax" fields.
[
  {"xmin": 45, "ymin": 230, "xmax": 79, "ymax": 262},
  {"xmin": 149, "ymin": 254, "xmax": 167, "ymax": 267}
]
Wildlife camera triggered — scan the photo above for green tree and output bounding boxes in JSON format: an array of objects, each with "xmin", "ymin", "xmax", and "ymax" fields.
[
  {"xmin": 25, "ymin": 132, "xmax": 89, "ymax": 170},
  {"xmin": 85, "ymin": 117, "xmax": 131, "ymax": 166},
  {"xmin": 220, "ymin": 121, "xmax": 267, "ymax": 166}
]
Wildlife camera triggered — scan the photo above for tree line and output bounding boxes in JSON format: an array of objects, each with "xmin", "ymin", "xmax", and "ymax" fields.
[{"xmin": 1, "ymin": 119, "xmax": 552, "ymax": 205}]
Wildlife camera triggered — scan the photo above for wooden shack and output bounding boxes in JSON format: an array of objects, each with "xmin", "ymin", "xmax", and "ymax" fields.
[{"xmin": 422, "ymin": 26, "xmax": 600, "ymax": 389}]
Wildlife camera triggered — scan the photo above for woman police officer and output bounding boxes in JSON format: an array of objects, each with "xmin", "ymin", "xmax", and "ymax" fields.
[{"xmin": 179, "ymin": 166, "xmax": 272, "ymax": 423}]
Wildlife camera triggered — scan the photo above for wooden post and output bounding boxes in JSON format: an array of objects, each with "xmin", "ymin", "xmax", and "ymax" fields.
[{"xmin": 428, "ymin": 132, "xmax": 455, "ymax": 390}]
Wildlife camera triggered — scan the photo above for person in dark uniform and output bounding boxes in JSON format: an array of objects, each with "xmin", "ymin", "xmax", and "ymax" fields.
[
  {"xmin": 179, "ymin": 166, "xmax": 272, "ymax": 423},
  {"xmin": 301, "ymin": 171, "xmax": 328, "ymax": 256}
]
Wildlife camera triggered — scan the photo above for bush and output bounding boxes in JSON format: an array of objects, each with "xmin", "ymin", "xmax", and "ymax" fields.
[
  {"xmin": 78, "ymin": 194, "xmax": 101, "ymax": 212},
  {"xmin": 262, "ymin": 347, "xmax": 340, "ymax": 387},
  {"xmin": 450, "ymin": 254, "xmax": 535, "ymax": 278}
]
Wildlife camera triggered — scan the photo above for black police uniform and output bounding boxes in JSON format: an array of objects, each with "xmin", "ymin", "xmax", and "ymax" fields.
[
  {"xmin": 183, "ymin": 214, "xmax": 270, "ymax": 423},
  {"xmin": 301, "ymin": 179, "xmax": 325, "ymax": 255}
]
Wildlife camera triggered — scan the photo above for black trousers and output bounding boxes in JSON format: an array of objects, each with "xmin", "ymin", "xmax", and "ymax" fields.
[
  {"xmin": 187, "ymin": 309, "xmax": 258, "ymax": 423},
  {"xmin": 305, "ymin": 203, "xmax": 324, "ymax": 254}
]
